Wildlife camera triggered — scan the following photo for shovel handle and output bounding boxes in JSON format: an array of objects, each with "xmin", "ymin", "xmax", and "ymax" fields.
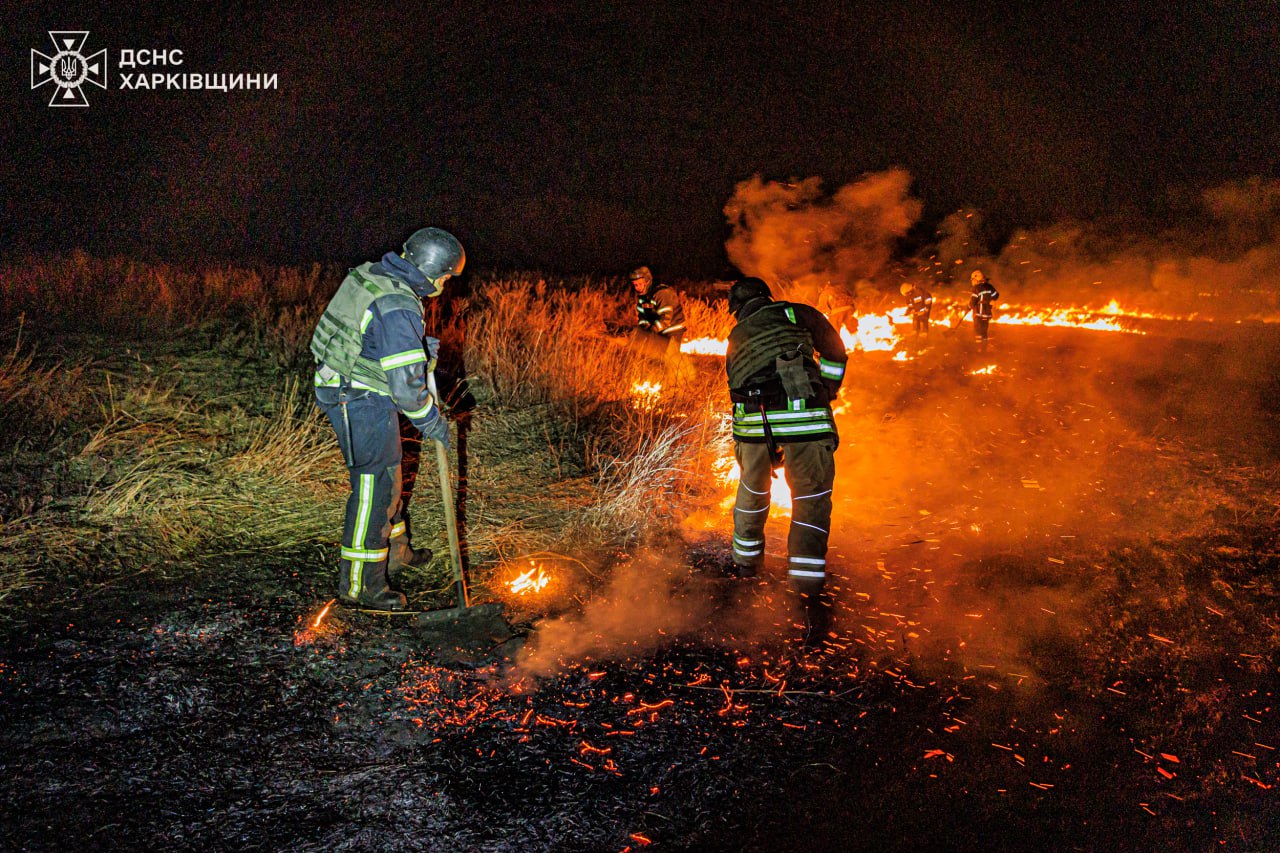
[{"xmin": 428, "ymin": 372, "xmax": 469, "ymax": 608}]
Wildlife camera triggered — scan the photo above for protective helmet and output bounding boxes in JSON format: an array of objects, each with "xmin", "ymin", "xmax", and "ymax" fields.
[
  {"xmin": 900, "ymin": 283, "xmax": 913, "ymax": 296},
  {"xmin": 970, "ymin": 269, "xmax": 986, "ymax": 286},
  {"xmin": 629, "ymin": 265, "xmax": 653, "ymax": 285},
  {"xmin": 727, "ymin": 277, "xmax": 773, "ymax": 317},
  {"xmin": 403, "ymin": 228, "xmax": 465, "ymax": 292}
]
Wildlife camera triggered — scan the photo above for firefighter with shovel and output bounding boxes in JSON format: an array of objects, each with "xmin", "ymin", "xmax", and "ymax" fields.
[
  {"xmin": 310, "ymin": 227, "xmax": 463, "ymax": 611},
  {"xmin": 724, "ymin": 277, "xmax": 847, "ymax": 645}
]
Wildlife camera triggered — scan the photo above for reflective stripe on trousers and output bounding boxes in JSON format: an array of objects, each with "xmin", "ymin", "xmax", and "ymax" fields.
[
  {"xmin": 317, "ymin": 389, "xmax": 406, "ymax": 598},
  {"xmin": 731, "ymin": 438, "xmax": 837, "ymax": 586}
]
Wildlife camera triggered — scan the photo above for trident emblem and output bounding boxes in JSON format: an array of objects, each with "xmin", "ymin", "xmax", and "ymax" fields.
[{"xmin": 31, "ymin": 31, "xmax": 107, "ymax": 107}]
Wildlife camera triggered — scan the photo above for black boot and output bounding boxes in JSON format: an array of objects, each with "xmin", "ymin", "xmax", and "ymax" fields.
[
  {"xmin": 388, "ymin": 535, "xmax": 433, "ymax": 576},
  {"xmin": 339, "ymin": 561, "xmax": 408, "ymax": 611}
]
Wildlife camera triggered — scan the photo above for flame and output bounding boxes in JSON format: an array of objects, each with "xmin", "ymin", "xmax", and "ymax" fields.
[
  {"xmin": 681, "ymin": 337, "xmax": 728, "ymax": 356},
  {"xmin": 630, "ymin": 380, "xmax": 663, "ymax": 411},
  {"xmin": 993, "ymin": 306, "xmax": 1144, "ymax": 334},
  {"xmin": 508, "ymin": 563, "xmax": 551, "ymax": 595},
  {"xmin": 970, "ymin": 364, "xmax": 998, "ymax": 375},
  {"xmin": 717, "ymin": 459, "xmax": 792, "ymax": 514},
  {"xmin": 840, "ymin": 313, "xmax": 899, "ymax": 352},
  {"xmin": 312, "ymin": 599, "xmax": 334, "ymax": 628}
]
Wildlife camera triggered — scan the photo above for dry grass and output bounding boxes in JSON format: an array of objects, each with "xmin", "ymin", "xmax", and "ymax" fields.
[
  {"xmin": 0, "ymin": 257, "xmax": 734, "ymax": 607},
  {"xmin": 81, "ymin": 379, "xmax": 344, "ymax": 560}
]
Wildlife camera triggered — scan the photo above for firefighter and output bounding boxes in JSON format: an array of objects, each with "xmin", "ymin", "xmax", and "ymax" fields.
[
  {"xmin": 310, "ymin": 227, "xmax": 463, "ymax": 611},
  {"xmin": 901, "ymin": 282, "xmax": 934, "ymax": 335},
  {"xmin": 969, "ymin": 269, "xmax": 1000, "ymax": 344},
  {"xmin": 630, "ymin": 265, "xmax": 688, "ymax": 383},
  {"xmin": 816, "ymin": 281, "xmax": 859, "ymax": 336},
  {"xmin": 725, "ymin": 277, "xmax": 847, "ymax": 645}
]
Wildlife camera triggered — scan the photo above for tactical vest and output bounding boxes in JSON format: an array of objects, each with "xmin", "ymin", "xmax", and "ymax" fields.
[
  {"xmin": 636, "ymin": 291, "xmax": 660, "ymax": 328},
  {"xmin": 310, "ymin": 263, "xmax": 423, "ymax": 394},
  {"xmin": 726, "ymin": 303, "xmax": 817, "ymax": 391},
  {"xmin": 727, "ymin": 302, "xmax": 838, "ymax": 444}
]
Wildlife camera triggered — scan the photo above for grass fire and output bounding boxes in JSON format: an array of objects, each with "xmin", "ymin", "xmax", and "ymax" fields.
[{"xmin": 2, "ymin": 175, "xmax": 1279, "ymax": 850}]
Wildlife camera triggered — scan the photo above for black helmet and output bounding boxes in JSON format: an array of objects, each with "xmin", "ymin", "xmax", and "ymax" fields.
[
  {"xmin": 728, "ymin": 277, "xmax": 772, "ymax": 317},
  {"xmin": 403, "ymin": 228, "xmax": 465, "ymax": 288}
]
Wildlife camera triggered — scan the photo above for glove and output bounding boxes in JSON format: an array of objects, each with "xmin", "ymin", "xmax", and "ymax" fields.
[
  {"xmin": 424, "ymin": 336, "xmax": 441, "ymax": 375},
  {"xmin": 423, "ymin": 409, "xmax": 450, "ymax": 450}
]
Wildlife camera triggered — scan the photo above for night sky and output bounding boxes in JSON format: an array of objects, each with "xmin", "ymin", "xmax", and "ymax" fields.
[{"xmin": 4, "ymin": 1, "xmax": 1278, "ymax": 276}]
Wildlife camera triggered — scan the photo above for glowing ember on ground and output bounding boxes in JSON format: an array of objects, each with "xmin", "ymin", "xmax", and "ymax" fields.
[
  {"xmin": 508, "ymin": 563, "xmax": 551, "ymax": 595},
  {"xmin": 293, "ymin": 598, "xmax": 338, "ymax": 646},
  {"xmin": 970, "ymin": 364, "xmax": 998, "ymax": 375}
]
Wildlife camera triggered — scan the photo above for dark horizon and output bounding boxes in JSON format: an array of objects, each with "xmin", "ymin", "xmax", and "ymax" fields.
[{"xmin": 4, "ymin": 1, "xmax": 1278, "ymax": 278}]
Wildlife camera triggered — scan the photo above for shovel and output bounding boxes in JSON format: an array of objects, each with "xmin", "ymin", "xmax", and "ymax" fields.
[{"xmin": 418, "ymin": 372, "xmax": 505, "ymax": 628}]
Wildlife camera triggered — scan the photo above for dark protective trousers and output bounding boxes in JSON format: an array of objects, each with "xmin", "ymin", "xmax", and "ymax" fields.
[
  {"xmin": 974, "ymin": 316, "xmax": 991, "ymax": 341},
  {"xmin": 913, "ymin": 314, "xmax": 930, "ymax": 334},
  {"xmin": 732, "ymin": 438, "xmax": 836, "ymax": 593},
  {"xmin": 316, "ymin": 388, "xmax": 412, "ymax": 600}
]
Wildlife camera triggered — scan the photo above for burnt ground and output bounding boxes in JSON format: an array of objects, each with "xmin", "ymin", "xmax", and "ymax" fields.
[{"xmin": 2, "ymin": 322, "xmax": 1280, "ymax": 851}]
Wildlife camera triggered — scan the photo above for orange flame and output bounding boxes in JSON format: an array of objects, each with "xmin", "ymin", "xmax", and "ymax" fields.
[
  {"xmin": 630, "ymin": 380, "xmax": 663, "ymax": 411},
  {"xmin": 312, "ymin": 599, "xmax": 334, "ymax": 629},
  {"xmin": 680, "ymin": 337, "xmax": 728, "ymax": 356},
  {"xmin": 508, "ymin": 563, "xmax": 551, "ymax": 595}
]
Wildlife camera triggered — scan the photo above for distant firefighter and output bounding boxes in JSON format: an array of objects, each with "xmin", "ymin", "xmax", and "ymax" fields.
[
  {"xmin": 816, "ymin": 281, "xmax": 859, "ymax": 336},
  {"xmin": 969, "ymin": 269, "xmax": 1000, "ymax": 343},
  {"xmin": 725, "ymin": 277, "xmax": 847, "ymax": 647},
  {"xmin": 309, "ymin": 227, "xmax": 463, "ymax": 611},
  {"xmin": 630, "ymin": 265, "xmax": 688, "ymax": 382},
  {"xmin": 900, "ymin": 282, "xmax": 934, "ymax": 335}
]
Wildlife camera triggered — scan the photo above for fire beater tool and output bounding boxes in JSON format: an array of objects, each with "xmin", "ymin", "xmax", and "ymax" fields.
[{"xmin": 416, "ymin": 371, "xmax": 506, "ymax": 629}]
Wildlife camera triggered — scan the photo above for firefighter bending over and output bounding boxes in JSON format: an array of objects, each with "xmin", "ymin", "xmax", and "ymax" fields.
[
  {"xmin": 631, "ymin": 265, "xmax": 688, "ymax": 383},
  {"xmin": 310, "ymin": 227, "xmax": 464, "ymax": 611},
  {"xmin": 725, "ymin": 277, "xmax": 848, "ymax": 645},
  {"xmin": 900, "ymin": 282, "xmax": 934, "ymax": 335},
  {"xmin": 969, "ymin": 269, "xmax": 1000, "ymax": 344},
  {"xmin": 816, "ymin": 281, "xmax": 859, "ymax": 336}
]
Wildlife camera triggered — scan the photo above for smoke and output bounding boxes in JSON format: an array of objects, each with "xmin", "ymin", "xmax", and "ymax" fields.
[
  {"xmin": 516, "ymin": 552, "xmax": 716, "ymax": 676},
  {"xmin": 723, "ymin": 170, "xmax": 923, "ymax": 301},
  {"xmin": 949, "ymin": 177, "xmax": 1280, "ymax": 319}
]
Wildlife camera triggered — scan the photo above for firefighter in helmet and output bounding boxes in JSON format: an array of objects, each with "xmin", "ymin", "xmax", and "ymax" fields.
[
  {"xmin": 901, "ymin": 282, "xmax": 934, "ymax": 336},
  {"xmin": 310, "ymin": 227, "xmax": 463, "ymax": 611},
  {"xmin": 724, "ymin": 277, "xmax": 848, "ymax": 645},
  {"xmin": 630, "ymin": 265, "xmax": 688, "ymax": 384},
  {"xmin": 969, "ymin": 269, "xmax": 1000, "ymax": 344}
]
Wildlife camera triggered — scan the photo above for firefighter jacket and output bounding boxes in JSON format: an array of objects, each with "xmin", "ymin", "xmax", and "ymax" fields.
[
  {"xmin": 970, "ymin": 281, "xmax": 1000, "ymax": 319},
  {"xmin": 636, "ymin": 284, "xmax": 686, "ymax": 338},
  {"xmin": 907, "ymin": 287, "xmax": 934, "ymax": 316},
  {"xmin": 725, "ymin": 299, "xmax": 847, "ymax": 443},
  {"xmin": 310, "ymin": 259, "xmax": 441, "ymax": 433}
]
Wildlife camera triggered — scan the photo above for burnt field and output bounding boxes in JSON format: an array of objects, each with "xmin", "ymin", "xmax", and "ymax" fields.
[{"xmin": 1, "ymin": 304, "xmax": 1277, "ymax": 852}]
